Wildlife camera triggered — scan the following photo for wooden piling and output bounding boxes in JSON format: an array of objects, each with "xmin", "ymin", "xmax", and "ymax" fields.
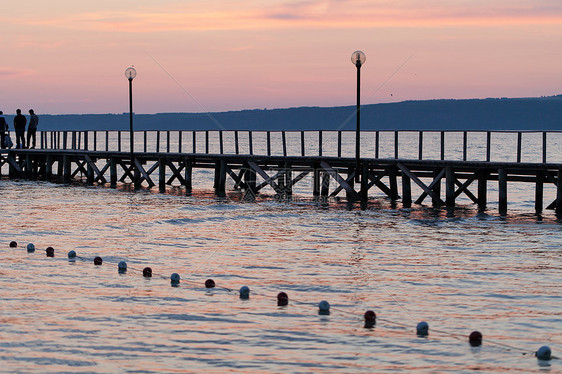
[
  {"xmin": 477, "ymin": 170, "xmax": 488, "ymax": 210},
  {"xmin": 445, "ymin": 166, "xmax": 455, "ymax": 207},
  {"xmin": 498, "ymin": 168, "xmax": 508, "ymax": 216},
  {"xmin": 401, "ymin": 171, "xmax": 412, "ymax": 207},
  {"xmin": 535, "ymin": 170, "xmax": 544, "ymax": 214},
  {"xmin": 554, "ymin": 169, "xmax": 562, "ymax": 217},
  {"xmin": 159, "ymin": 158, "xmax": 166, "ymax": 193}
]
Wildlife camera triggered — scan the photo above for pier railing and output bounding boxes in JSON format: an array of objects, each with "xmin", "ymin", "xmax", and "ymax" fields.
[{"xmin": 37, "ymin": 130, "xmax": 562, "ymax": 164}]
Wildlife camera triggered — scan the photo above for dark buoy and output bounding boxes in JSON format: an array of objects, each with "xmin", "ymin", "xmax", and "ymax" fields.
[
  {"xmin": 9, "ymin": 241, "xmax": 17, "ymax": 248},
  {"xmin": 318, "ymin": 300, "xmax": 330, "ymax": 315},
  {"xmin": 239, "ymin": 286, "xmax": 250, "ymax": 299},
  {"xmin": 364, "ymin": 310, "xmax": 377, "ymax": 328},
  {"xmin": 171, "ymin": 273, "xmax": 180, "ymax": 286},
  {"xmin": 46, "ymin": 247, "xmax": 55, "ymax": 257},
  {"xmin": 205, "ymin": 279, "xmax": 215, "ymax": 288},
  {"xmin": 27, "ymin": 243, "xmax": 35, "ymax": 253},
  {"xmin": 143, "ymin": 267, "xmax": 152, "ymax": 277},
  {"xmin": 118, "ymin": 261, "xmax": 127, "ymax": 273},
  {"xmin": 416, "ymin": 321, "xmax": 429, "ymax": 336},
  {"xmin": 68, "ymin": 250, "xmax": 77, "ymax": 259},
  {"xmin": 536, "ymin": 346, "xmax": 552, "ymax": 361},
  {"xmin": 94, "ymin": 256, "xmax": 103, "ymax": 265},
  {"xmin": 277, "ymin": 292, "xmax": 289, "ymax": 306},
  {"xmin": 469, "ymin": 331, "xmax": 483, "ymax": 347}
]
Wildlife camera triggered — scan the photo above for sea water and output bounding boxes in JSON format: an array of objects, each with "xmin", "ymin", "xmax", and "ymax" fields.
[{"xmin": 0, "ymin": 132, "xmax": 560, "ymax": 373}]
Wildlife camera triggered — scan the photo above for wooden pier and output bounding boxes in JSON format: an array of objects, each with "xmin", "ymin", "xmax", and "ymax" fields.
[{"xmin": 1, "ymin": 143, "xmax": 561, "ymax": 216}]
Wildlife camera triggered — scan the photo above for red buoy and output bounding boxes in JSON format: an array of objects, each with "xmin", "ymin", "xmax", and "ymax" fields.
[
  {"xmin": 277, "ymin": 292, "xmax": 289, "ymax": 306},
  {"xmin": 46, "ymin": 247, "xmax": 55, "ymax": 257},
  {"xmin": 364, "ymin": 310, "xmax": 376, "ymax": 328},
  {"xmin": 469, "ymin": 331, "xmax": 482, "ymax": 346}
]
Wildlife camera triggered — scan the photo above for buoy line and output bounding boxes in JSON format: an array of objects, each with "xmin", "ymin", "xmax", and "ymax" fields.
[{"xmin": 7, "ymin": 240, "xmax": 557, "ymax": 362}]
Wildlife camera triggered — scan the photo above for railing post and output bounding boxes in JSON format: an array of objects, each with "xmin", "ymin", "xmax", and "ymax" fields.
[
  {"xmin": 167, "ymin": 130, "xmax": 170, "ymax": 153},
  {"xmin": 463, "ymin": 131, "xmax": 467, "ymax": 161},
  {"xmin": 394, "ymin": 130, "xmax": 399, "ymax": 159},
  {"xmin": 105, "ymin": 131, "xmax": 109, "ymax": 152},
  {"xmin": 118, "ymin": 131, "xmax": 122, "ymax": 152},
  {"xmin": 84, "ymin": 131, "xmax": 88, "ymax": 151},
  {"xmin": 319, "ymin": 130, "xmax": 322, "ymax": 157},
  {"xmin": 267, "ymin": 131, "xmax": 271, "ymax": 156},
  {"xmin": 235, "ymin": 131, "xmax": 239, "ymax": 155},
  {"xmin": 249, "ymin": 131, "xmax": 253, "ymax": 155},
  {"xmin": 517, "ymin": 132, "xmax": 522, "ymax": 163},
  {"xmin": 205, "ymin": 130, "xmax": 209, "ymax": 154},
  {"xmin": 93, "ymin": 131, "xmax": 97, "ymax": 151},
  {"xmin": 338, "ymin": 130, "xmax": 342, "ymax": 158},
  {"xmin": 440, "ymin": 131, "xmax": 445, "ymax": 160},
  {"xmin": 486, "ymin": 131, "xmax": 491, "ymax": 162},
  {"xmin": 219, "ymin": 130, "xmax": 224, "ymax": 154},
  {"xmin": 300, "ymin": 131, "xmax": 305, "ymax": 157},
  {"xmin": 375, "ymin": 131, "xmax": 379, "ymax": 159},
  {"xmin": 282, "ymin": 131, "xmax": 287, "ymax": 157},
  {"xmin": 179, "ymin": 131, "xmax": 182, "ymax": 153},
  {"xmin": 542, "ymin": 131, "xmax": 547, "ymax": 163},
  {"xmin": 156, "ymin": 131, "xmax": 160, "ymax": 153},
  {"xmin": 192, "ymin": 131, "xmax": 196, "ymax": 153},
  {"xmin": 144, "ymin": 131, "xmax": 147, "ymax": 153},
  {"xmin": 418, "ymin": 131, "xmax": 423, "ymax": 160},
  {"xmin": 63, "ymin": 131, "xmax": 68, "ymax": 150}
]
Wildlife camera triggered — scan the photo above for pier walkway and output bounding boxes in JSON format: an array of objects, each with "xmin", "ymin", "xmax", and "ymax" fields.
[{"xmin": 1, "ymin": 130, "xmax": 561, "ymax": 216}]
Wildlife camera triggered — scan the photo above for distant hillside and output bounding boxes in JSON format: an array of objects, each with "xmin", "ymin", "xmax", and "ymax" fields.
[{"xmin": 4, "ymin": 96, "xmax": 562, "ymax": 131}]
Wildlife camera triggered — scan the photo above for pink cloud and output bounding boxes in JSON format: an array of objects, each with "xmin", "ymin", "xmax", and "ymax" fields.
[
  {"xmin": 7, "ymin": 1, "xmax": 562, "ymax": 33},
  {"xmin": 0, "ymin": 67, "xmax": 34, "ymax": 80}
]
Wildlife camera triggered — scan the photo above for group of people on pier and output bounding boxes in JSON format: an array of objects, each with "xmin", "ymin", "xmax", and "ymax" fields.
[{"xmin": 0, "ymin": 109, "xmax": 39, "ymax": 149}]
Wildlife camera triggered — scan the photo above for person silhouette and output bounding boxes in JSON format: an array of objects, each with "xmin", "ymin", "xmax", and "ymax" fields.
[
  {"xmin": 14, "ymin": 109, "xmax": 26, "ymax": 149},
  {"xmin": 0, "ymin": 111, "xmax": 7, "ymax": 149},
  {"xmin": 27, "ymin": 109, "xmax": 38, "ymax": 149}
]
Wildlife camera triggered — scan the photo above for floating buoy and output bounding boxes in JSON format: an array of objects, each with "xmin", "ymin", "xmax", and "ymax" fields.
[
  {"xmin": 68, "ymin": 250, "xmax": 77, "ymax": 259},
  {"xmin": 27, "ymin": 243, "xmax": 35, "ymax": 252},
  {"xmin": 364, "ymin": 310, "xmax": 376, "ymax": 328},
  {"xmin": 205, "ymin": 279, "xmax": 215, "ymax": 288},
  {"xmin": 143, "ymin": 267, "xmax": 152, "ymax": 277},
  {"xmin": 469, "ymin": 331, "xmax": 482, "ymax": 347},
  {"xmin": 118, "ymin": 261, "xmax": 127, "ymax": 273},
  {"xmin": 94, "ymin": 256, "xmax": 103, "ymax": 265},
  {"xmin": 318, "ymin": 300, "xmax": 330, "ymax": 315},
  {"xmin": 171, "ymin": 273, "xmax": 180, "ymax": 286},
  {"xmin": 46, "ymin": 247, "xmax": 55, "ymax": 257},
  {"xmin": 277, "ymin": 292, "xmax": 289, "ymax": 306},
  {"xmin": 239, "ymin": 286, "xmax": 250, "ymax": 299},
  {"xmin": 417, "ymin": 321, "xmax": 429, "ymax": 336},
  {"xmin": 536, "ymin": 346, "xmax": 552, "ymax": 360},
  {"xmin": 9, "ymin": 241, "xmax": 17, "ymax": 248}
]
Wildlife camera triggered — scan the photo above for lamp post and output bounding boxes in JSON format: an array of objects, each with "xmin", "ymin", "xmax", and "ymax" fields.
[
  {"xmin": 125, "ymin": 67, "xmax": 137, "ymax": 155},
  {"xmin": 351, "ymin": 51, "xmax": 366, "ymax": 183}
]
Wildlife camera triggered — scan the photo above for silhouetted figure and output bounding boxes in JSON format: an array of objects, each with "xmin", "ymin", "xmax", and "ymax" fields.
[
  {"xmin": 14, "ymin": 109, "xmax": 26, "ymax": 149},
  {"xmin": 0, "ymin": 111, "xmax": 7, "ymax": 149},
  {"xmin": 27, "ymin": 109, "xmax": 38, "ymax": 149}
]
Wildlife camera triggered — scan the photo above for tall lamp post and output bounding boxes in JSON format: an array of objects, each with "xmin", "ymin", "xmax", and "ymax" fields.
[
  {"xmin": 125, "ymin": 66, "xmax": 137, "ymax": 155},
  {"xmin": 351, "ymin": 51, "xmax": 366, "ymax": 183}
]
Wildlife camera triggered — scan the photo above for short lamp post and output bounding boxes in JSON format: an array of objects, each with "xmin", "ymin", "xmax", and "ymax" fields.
[
  {"xmin": 351, "ymin": 50, "xmax": 366, "ymax": 183},
  {"xmin": 125, "ymin": 67, "xmax": 137, "ymax": 155}
]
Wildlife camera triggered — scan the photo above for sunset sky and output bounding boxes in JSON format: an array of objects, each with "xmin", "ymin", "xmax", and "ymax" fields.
[{"xmin": 1, "ymin": 0, "xmax": 561, "ymax": 114}]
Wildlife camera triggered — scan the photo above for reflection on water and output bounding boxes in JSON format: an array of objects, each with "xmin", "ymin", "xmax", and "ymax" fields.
[{"xmin": 0, "ymin": 180, "xmax": 560, "ymax": 373}]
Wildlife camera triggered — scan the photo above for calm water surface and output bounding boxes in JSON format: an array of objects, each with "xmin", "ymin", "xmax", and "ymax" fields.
[{"xmin": 0, "ymin": 179, "xmax": 560, "ymax": 373}]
